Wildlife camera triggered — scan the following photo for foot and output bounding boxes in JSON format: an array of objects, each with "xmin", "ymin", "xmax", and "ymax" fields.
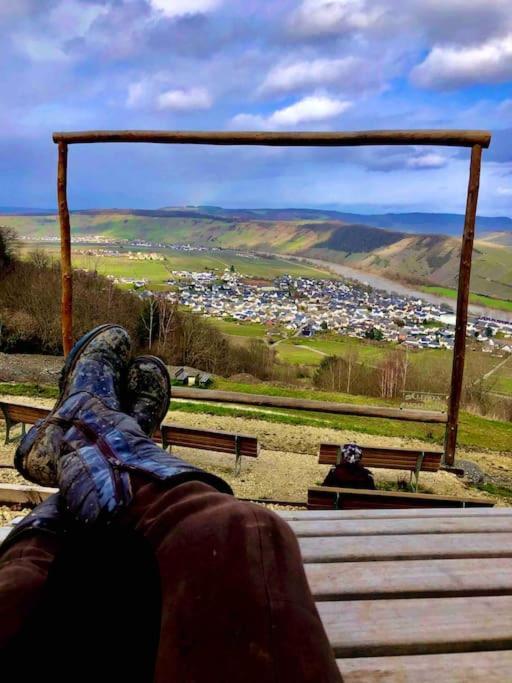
[
  {"xmin": 15, "ymin": 324, "xmax": 132, "ymax": 486},
  {"xmin": 57, "ymin": 394, "xmax": 232, "ymax": 526},
  {"xmin": 123, "ymin": 355, "xmax": 171, "ymax": 437}
]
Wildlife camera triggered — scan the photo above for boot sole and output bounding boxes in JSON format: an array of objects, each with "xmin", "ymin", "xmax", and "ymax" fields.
[{"xmin": 128, "ymin": 354, "xmax": 171, "ymax": 428}]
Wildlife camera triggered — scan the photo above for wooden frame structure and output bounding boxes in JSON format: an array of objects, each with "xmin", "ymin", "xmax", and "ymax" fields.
[{"xmin": 52, "ymin": 129, "xmax": 491, "ymax": 465}]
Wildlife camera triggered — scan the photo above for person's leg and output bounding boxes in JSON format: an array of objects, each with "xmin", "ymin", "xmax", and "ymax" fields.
[
  {"xmin": 0, "ymin": 533, "xmax": 61, "ymax": 649},
  {"xmin": 120, "ymin": 478, "xmax": 342, "ymax": 683}
]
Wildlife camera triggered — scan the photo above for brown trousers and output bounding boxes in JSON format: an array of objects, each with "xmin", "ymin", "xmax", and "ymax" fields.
[{"xmin": 0, "ymin": 480, "xmax": 341, "ymax": 682}]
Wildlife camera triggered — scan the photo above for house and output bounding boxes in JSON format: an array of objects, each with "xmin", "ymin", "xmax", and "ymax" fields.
[{"xmin": 169, "ymin": 366, "xmax": 213, "ymax": 387}]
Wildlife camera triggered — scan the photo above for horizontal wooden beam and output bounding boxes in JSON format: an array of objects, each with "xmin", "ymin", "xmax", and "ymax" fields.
[
  {"xmin": 52, "ymin": 129, "xmax": 491, "ymax": 148},
  {"xmin": 172, "ymin": 387, "xmax": 447, "ymax": 423},
  {"xmin": 0, "ymin": 483, "xmax": 57, "ymax": 505}
]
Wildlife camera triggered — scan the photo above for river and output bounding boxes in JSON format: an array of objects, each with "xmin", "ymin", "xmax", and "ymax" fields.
[{"xmin": 289, "ymin": 256, "xmax": 512, "ymax": 323}]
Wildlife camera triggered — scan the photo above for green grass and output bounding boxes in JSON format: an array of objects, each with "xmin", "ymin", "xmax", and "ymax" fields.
[
  {"xmin": 0, "ymin": 382, "xmax": 59, "ymax": 399},
  {"xmin": 0, "ymin": 380, "xmax": 511, "ymax": 452},
  {"xmin": 422, "ymin": 285, "xmax": 512, "ymax": 312},
  {"xmin": 475, "ymin": 482, "xmax": 512, "ymax": 500},
  {"xmin": 23, "ymin": 244, "xmax": 333, "ymax": 282},
  {"xmin": 210, "ymin": 319, "xmax": 267, "ymax": 337}
]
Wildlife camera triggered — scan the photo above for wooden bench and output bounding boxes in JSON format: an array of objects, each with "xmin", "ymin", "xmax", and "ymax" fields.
[
  {"xmin": 158, "ymin": 425, "xmax": 259, "ymax": 475},
  {"xmin": 308, "ymin": 486, "xmax": 494, "ymax": 510},
  {"xmin": 0, "ymin": 400, "xmax": 259, "ymax": 475},
  {"xmin": 319, "ymin": 443, "xmax": 444, "ymax": 491}
]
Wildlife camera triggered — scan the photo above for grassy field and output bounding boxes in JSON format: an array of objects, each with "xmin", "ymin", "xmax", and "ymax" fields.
[
  {"xmin": 3, "ymin": 379, "xmax": 511, "ymax": 452},
  {"xmin": 422, "ymin": 285, "xmax": 512, "ymax": 312},
  {"xmin": 23, "ymin": 244, "xmax": 333, "ymax": 282},
  {"xmin": 210, "ymin": 319, "xmax": 267, "ymax": 337}
]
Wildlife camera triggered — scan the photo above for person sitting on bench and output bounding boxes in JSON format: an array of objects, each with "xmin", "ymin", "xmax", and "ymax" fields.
[
  {"xmin": 322, "ymin": 442, "xmax": 375, "ymax": 490},
  {"xmin": 0, "ymin": 325, "xmax": 341, "ymax": 682}
]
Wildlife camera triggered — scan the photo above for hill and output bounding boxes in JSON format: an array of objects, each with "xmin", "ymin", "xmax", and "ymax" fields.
[{"xmin": 2, "ymin": 206, "xmax": 512, "ymax": 301}]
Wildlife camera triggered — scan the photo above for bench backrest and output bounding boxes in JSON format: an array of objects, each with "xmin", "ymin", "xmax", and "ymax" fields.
[
  {"xmin": 308, "ymin": 486, "xmax": 493, "ymax": 510},
  {"xmin": 318, "ymin": 443, "xmax": 442, "ymax": 472},
  {"xmin": 159, "ymin": 425, "xmax": 259, "ymax": 458},
  {"xmin": 0, "ymin": 400, "xmax": 259, "ymax": 458},
  {"xmin": 0, "ymin": 402, "xmax": 50, "ymax": 424}
]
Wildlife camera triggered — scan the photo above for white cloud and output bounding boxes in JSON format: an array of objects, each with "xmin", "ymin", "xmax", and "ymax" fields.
[
  {"xmin": 232, "ymin": 95, "xmax": 352, "ymax": 129},
  {"xmin": 259, "ymin": 56, "xmax": 381, "ymax": 95},
  {"xmin": 157, "ymin": 87, "xmax": 212, "ymax": 110},
  {"xmin": 406, "ymin": 152, "xmax": 448, "ymax": 170},
  {"xmin": 149, "ymin": 0, "xmax": 222, "ymax": 18},
  {"xmin": 14, "ymin": 34, "xmax": 69, "ymax": 63},
  {"xmin": 411, "ymin": 34, "xmax": 512, "ymax": 89},
  {"xmin": 497, "ymin": 186, "xmax": 512, "ymax": 196},
  {"xmin": 289, "ymin": 0, "xmax": 382, "ymax": 38}
]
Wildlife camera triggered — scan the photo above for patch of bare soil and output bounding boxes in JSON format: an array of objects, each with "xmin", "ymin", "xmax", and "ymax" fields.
[{"xmin": 0, "ymin": 353, "xmax": 63, "ymax": 384}]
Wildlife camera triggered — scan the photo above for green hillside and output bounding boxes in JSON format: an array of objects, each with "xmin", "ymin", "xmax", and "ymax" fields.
[{"xmin": 3, "ymin": 207, "xmax": 512, "ymax": 304}]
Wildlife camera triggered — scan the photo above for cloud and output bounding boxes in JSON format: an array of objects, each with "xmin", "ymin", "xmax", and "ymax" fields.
[
  {"xmin": 259, "ymin": 56, "xmax": 382, "ymax": 95},
  {"xmin": 157, "ymin": 87, "xmax": 213, "ymax": 110},
  {"xmin": 497, "ymin": 186, "xmax": 512, "ymax": 196},
  {"xmin": 148, "ymin": 0, "xmax": 223, "ymax": 18},
  {"xmin": 232, "ymin": 94, "xmax": 352, "ymax": 129},
  {"xmin": 411, "ymin": 34, "xmax": 512, "ymax": 89},
  {"xmin": 406, "ymin": 152, "xmax": 448, "ymax": 170},
  {"xmin": 289, "ymin": 0, "xmax": 381, "ymax": 38}
]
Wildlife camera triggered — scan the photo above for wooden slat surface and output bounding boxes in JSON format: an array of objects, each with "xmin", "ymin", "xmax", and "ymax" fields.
[
  {"xmin": 0, "ymin": 483, "xmax": 57, "ymax": 505},
  {"xmin": 281, "ymin": 507, "xmax": 512, "ymax": 521},
  {"xmin": 306, "ymin": 558, "xmax": 512, "ymax": 600},
  {"xmin": 318, "ymin": 595, "xmax": 512, "ymax": 657},
  {"xmin": 337, "ymin": 651, "xmax": 512, "ymax": 683},
  {"xmin": 308, "ymin": 486, "xmax": 493, "ymax": 510},
  {"xmin": 290, "ymin": 515, "xmax": 512, "ymax": 537},
  {"xmin": 299, "ymin": 533, "xmax": 512, "ymax": 563},
  {"xmin": 319, "ymin": 443, "xmax": 442, "ymax": 471}
]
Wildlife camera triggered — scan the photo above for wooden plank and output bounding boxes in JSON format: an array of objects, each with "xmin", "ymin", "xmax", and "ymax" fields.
[
  {"xmin": 337, "ymin": 651, "xmax": 512, "ymax": 683},
  {"xmin": 317, "ymin": 594, "xmax": 512, "ymax": 657},
  {"xmin": 291, "ymin": 516, "xmax": 511, "ymax": 537},
  {"xmin": 319, "ymin": 444, "xmax": 442, "ymax": 471},
  {"xmin": 445, "ymin": 144, "xmax": 483, "ymax": 465},
  {"xmin": 0, "ymin": 483, "xmax": 57, "ymax": 505},
  {"xmin": 52, "ymin": 130, "xmax": 492, "ymax": 148},
  {"xmin": 281, "ymin": 508, "xmax": 512, "ymax": 521},
  {"xmin": 306, "ymin": 558, "xmax": 512, "ymax": 600},
  {"xmin": 308, "ymin": 486, "xmax": 493, "ymax": 511},
  {"xmin": 299, "ymin": 533, "xmax": 512, "ymax": 563},
  {"xmin": 0, "ymin": 402, "xmax": 50, "ymax": 423},
  {"xmin": 171, "ymin": 388, "xmax": 447, "ymax": 423}
]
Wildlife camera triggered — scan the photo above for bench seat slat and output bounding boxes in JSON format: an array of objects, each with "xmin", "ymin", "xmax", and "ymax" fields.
[
  {"xmin": 299, "ymin": 532, "xmax": 512, "ymax": 563},
  {"xmin": 308, "ymin": 486, "xmax": 492, "ymax": 512},
  {"xmin": 280, "ymin": 508, "xmax": 512, "ymax": 521},
  {"xmin": 317, "ymin": 594, "xmax": 512, "ymax": 657},
  {"xmin": 291, "ymin": 514, "xmax": 510, "ymax": 538},
  {"xmin": 337, "ymin": 650, "xmax": 512, "ymax": 683},
  {"xmin": 306, "ymin": 558, "xmax": 512, "ymax": 600}
]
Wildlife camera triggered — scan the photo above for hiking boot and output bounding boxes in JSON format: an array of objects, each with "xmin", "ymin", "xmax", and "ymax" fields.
[
  {"xmin": 56, "ymin": 393, "xmax": 232, "ymax": 526},
  {"xmin": 15, "ymin": 324, "xmax": 132, "ymax": 486},
  {"xmin": 123, "ymin": 355, "xmax": 171, "ymax": 437},
  {"xmin": 0, "ymin": 494, "xmax": 69, "ymax": 555}
]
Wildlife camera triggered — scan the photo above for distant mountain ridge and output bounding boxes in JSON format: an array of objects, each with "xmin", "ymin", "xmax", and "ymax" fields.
[{"xmin": 3, "ymin": 205, "xmax": 512, "ymax": 235}]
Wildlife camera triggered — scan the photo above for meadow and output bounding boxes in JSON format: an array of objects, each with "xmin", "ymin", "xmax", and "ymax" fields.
[
  {"xmin": 422, "ymin": 285, "xmax": 512, "ymax": 313},
  {"xmin": 24, "ymin": 244, "xmax": 333, "ymax": 283}
]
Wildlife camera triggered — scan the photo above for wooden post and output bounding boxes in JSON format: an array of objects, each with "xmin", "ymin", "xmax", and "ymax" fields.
[
  {"xmin": 57, "ymin": 142, "xmax": 73, "ymax": 356},
  {"xmin": 444, "ymin": 144, "xmax": 483, "ymax": 465}
]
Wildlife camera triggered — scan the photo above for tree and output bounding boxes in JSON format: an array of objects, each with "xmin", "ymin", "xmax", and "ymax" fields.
[
  {"xmin": 0, "ymin": 226, "xmax": 18, "ymax": 273},
  {"xmin": 365, "ymin": 327, "xmax": 384, "ymax": 341}
]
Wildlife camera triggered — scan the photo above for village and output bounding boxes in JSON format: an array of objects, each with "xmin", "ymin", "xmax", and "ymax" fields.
[{"xmin": 160, "ymin": 269, "xmax": 512, "ymax": 352}]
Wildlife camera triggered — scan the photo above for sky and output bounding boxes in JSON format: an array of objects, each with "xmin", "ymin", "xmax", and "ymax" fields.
[{"xmin": 1, "ymin": 0, "xmax": 512, "ymax": 215}]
